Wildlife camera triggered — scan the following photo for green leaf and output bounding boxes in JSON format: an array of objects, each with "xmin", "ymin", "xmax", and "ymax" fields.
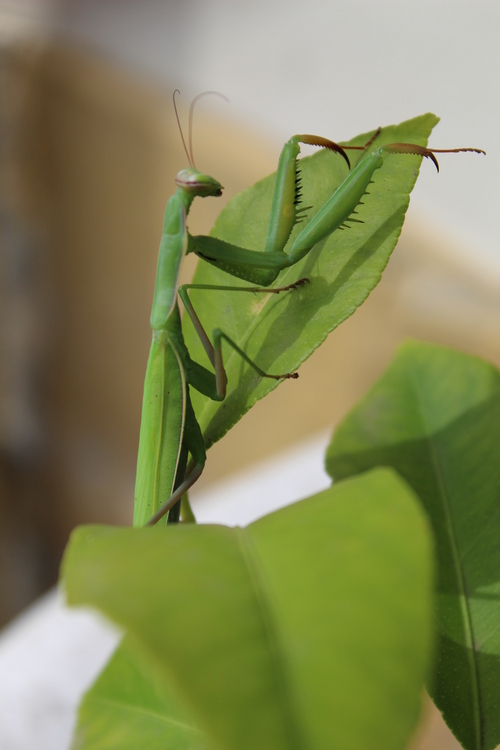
[
  {"xmin": 63, "ymin": 468, "xmax": 433, "ymax": 750},
  {"xmin": 184, "ymin": 114, "xmax": 439, "ymax": 449},
  {"xmin": 326, "ymin": 340, "xmax": 500, "ymax": 750},
  {"xmin": 71, "ymin": 636, "xmax": 211, "ymax": 750}
]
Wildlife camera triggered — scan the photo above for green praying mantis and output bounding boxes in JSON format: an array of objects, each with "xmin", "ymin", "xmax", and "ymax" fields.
[{"xmin": 133, "ymin": 92, "xmax": 485, "ymax": 528}]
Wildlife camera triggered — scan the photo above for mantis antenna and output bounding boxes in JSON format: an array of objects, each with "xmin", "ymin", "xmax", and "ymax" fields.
[
  {"xmin": 188, "ymin": 90, "xmax": 229, "ymax": 169},
  {"xmin": 172, "ymin": 89, "xmax": 192, "ymax": 167},
  {"xmin": 172, "ymin": 89, "xmax": 230, "ymax": 170}
]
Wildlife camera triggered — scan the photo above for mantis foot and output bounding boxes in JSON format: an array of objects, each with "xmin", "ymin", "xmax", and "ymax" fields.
[{"xmin": 267, "ymin": 277, "xmax": 310, "ymax": 294}]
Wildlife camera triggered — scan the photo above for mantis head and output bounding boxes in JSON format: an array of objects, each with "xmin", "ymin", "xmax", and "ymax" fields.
[
  {"xmin": 175, "ymin": 167, "xmax": 223, "ymax": 197},
  {"xmin": 173, "ymin": 89, "xmax": 228, "ymax": 199}
]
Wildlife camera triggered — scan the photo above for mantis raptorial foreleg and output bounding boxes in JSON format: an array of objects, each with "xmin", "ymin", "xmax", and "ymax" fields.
[
  {"xmin": 188, "ymin": 142, "xmax": 485, "ymax": 282},
  {"xmin": 134, "ymin": 92, "xmax": 485, "ymax": 528}
]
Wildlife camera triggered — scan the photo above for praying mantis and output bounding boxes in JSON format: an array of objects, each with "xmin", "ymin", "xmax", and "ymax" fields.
[{"xmin": 133, "ymin": 93, "xmax": 484, "ymax": 528}]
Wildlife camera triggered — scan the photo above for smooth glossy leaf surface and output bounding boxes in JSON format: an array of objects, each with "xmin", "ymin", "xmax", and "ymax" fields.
[
  {"xmin": 64, "ymin": 469, "xmax": 433, "ymax": 750},
  {"xmin": 184, "ymin": 114, "xmax": 438, "ymax": 449},
  {"xmin": 326, "ymin": 340, "xmax": 500, "ymax": 750},
  {"xmin": 71, "ymin": 637, "xmax": 210, "ymax": 750}
]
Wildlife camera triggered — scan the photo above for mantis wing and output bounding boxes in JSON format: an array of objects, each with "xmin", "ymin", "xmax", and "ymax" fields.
[{"xmin": 133, "ymin": 333, "xmax": 186, "ymax": 527}]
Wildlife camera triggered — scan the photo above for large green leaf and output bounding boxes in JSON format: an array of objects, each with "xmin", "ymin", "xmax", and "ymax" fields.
[
  {"xmin": 183, "ymin": 114, "xmax": 439, "ymax": 449},
  {"xmin": 326, "ymin": 340, "xmax": 500, "ymax": 750},
  {"xmin": 71, "ymin": 636, "xmax": 211, "ymax": 750},
  {"xmin": 64, "ymin": 468, "xmax": 433, "ymax": 750}
]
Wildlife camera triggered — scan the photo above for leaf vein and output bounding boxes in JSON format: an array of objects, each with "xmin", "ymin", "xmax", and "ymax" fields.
[{"xmin": 235, "ymin": 527, "xmax": 306, "ymax": 750}]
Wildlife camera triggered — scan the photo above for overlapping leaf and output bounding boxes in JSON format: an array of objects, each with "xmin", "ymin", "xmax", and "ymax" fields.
[
  {"xmin": 71, "ymin": 637, "xmax": 211, "ymax": 750},
  {"xmin": 326, "ymin": 340, "xmax": 500, "ymax": 750}
]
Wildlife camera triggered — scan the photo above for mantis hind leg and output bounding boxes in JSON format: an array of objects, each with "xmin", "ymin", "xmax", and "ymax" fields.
[
  {"xmin": 179, "ymin": 282, "xmax": 304, "ymax": 401},
  {"xmin": 166, "ymin": 445, "xmax": 188, "ymax": 524},
  {"xmin": 148, "ymin": 280, "xmax": 306, "ymax": 528},
  {"xmin": 146, "ymin": 460, "xmax": 203, "ymax": 526},
  {"xmin": 211, "ymin": 328, "xmax": 299, "ymax": 399}
]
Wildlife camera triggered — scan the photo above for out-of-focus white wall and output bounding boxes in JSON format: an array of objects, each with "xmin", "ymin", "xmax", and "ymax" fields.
[
  {"xmin": 2, "ymin": 0, "xmax": 497, "ymax": 271},
  {"xmin": 24, "ymin": 0, "xmax": 497, "ymax": 277}
]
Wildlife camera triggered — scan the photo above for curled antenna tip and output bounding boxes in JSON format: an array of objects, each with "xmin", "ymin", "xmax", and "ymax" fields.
[{"xmin": 188, "ymin": 91, "xmax": 230, "ymax": 169}]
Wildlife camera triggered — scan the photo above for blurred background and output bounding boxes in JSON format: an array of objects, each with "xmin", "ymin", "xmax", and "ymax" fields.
[{"xmin": 0, "ymin": 4, "xmax": 498, "ymax": 743}]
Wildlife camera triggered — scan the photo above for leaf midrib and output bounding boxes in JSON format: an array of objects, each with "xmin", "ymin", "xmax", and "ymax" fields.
[
  {"xmin": 236, "ymin": 527, "xmax": 306, "ymax": 750},
  {"xmin": 410, "ymin": 367, "xmax": 483, "ymax": 749}
]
